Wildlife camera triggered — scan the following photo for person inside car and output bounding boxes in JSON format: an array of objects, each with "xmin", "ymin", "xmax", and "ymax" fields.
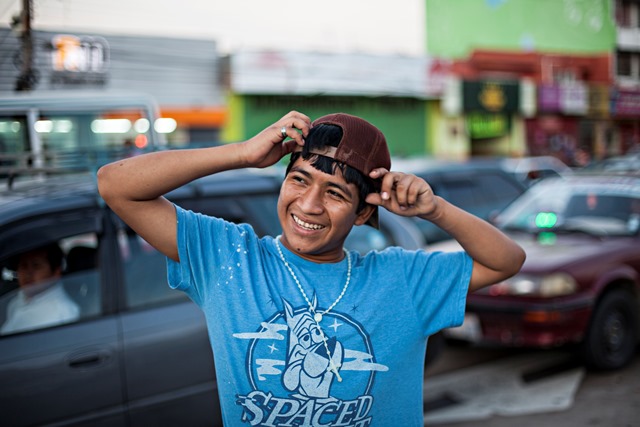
[
  {"xmin": 97, "ymin": 111, "xmax": 525, "ymax": 425},
  {"xmin": 1, "ymin": 243, "xmax": 80, "ymax": 335}
]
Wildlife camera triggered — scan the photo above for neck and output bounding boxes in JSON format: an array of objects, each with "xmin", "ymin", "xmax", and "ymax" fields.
[{"xmin": 277, "ymin": 235, "xmax": 346, "ymax": 264}]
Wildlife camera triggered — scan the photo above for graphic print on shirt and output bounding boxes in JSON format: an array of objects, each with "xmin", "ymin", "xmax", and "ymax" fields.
[{"xmin": 234, "ymin": 298, "xmax": 388, "ymax": 426}]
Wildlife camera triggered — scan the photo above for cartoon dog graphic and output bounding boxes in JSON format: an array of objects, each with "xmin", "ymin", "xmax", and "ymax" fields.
[{"xmin": 282, "ymin": 298, "xmax": 344, "ymax": 399}]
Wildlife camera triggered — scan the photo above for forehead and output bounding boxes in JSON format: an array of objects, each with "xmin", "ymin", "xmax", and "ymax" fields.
[
  {"xmin": 289, "ymin": 156, "xmax": 349, "ymax": 181},
  {"xmin": 18, "ymin": 249, "xmax": 48, "ymax": 264}
]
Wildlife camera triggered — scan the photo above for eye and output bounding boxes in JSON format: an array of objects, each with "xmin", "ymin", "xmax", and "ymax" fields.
[
  {"xmin": 300, "ymin": 332, "xmax": 311, "ymax": 347},
  {"xmin": 290, "ymin": 174, "xmax": 307, "ymax": 185},
  {"xmin": 311, "ymin": 326, "xmax": 323, "ymax": 344},
  {"xmin": 328, "ymin": 189, "xmax": 345, "ymax": 200}
]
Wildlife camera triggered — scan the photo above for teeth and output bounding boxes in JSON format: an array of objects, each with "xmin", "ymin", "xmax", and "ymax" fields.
[{"xmin": 293, "ymin": 214, "xmax": 324, "ymax": 230}]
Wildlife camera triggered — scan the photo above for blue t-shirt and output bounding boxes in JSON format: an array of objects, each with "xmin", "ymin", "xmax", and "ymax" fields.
[{"xmin": 167, "ymin": 206, "xmax": 472, "ymax": 426}]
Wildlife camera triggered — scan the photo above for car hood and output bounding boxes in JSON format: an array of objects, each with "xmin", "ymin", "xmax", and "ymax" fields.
[{"xmin": 426, "ymin": 232, "xmax": 634, "ymax": 272}]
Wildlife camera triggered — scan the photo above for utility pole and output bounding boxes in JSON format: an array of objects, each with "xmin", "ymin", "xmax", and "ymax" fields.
[{"xmin": 14, "ymin": 0, "xmax": 36, "ymax": 91}]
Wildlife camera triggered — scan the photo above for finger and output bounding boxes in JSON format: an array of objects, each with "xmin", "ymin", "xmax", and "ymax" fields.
[
  {"xmin": 379, "ymin": 172, "xmax": 402, "ymax": 202},
  {"xmin": 393, "ymin": 174, "xmax": 416, "ymax": 207},
  {"xmin": 369, "ymin": 168, "xmax": 389, "ymax": 180},
  {"xmin": 405, "ymin": 179, "xmax": 428, "ymax": 206},
  {"xmin": 282, "ymin": 111, "xmax": 312, "ymax": 137},
  {"xmin": 281, "ymin": 139, "xmax": 300, "ymax": 155},
  {"xmin": 365, "ymin": 192, "xmax": 384, "ymax": 206}
]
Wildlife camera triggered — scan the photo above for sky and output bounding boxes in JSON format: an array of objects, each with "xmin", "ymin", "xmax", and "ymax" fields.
[{"xmin": 0, "ymin": 0, "xmax": 426, "ymax": 56}]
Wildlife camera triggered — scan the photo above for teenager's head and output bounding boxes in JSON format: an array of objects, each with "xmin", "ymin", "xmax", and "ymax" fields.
[
  {"xmin": 285, "ymin": 113, "xmax": 391, "ymax": 227},
  {"xmin": 279, "ymin": 113, "xmax": 391, "ymax": 261}
]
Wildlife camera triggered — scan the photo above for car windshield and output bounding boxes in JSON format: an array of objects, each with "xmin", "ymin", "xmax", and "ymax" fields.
[{"xmin": 495, "ymin": 177, "xmax": 640, "ymax": 237}]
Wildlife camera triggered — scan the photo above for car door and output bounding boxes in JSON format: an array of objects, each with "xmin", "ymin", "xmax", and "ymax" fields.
[
  {"xmin": 0, "ymin": 209, "xmax": 126, "ymax": 427},
  {"xmin": 116, "ymin": 190, "xmax": 280, "ymax": 426},
  {"xmin": 112, "ymin": 214, "xmax": 222, "ymax": 426}
]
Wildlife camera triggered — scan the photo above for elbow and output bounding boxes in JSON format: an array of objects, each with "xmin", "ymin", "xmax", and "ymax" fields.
[
  {"xmin": 507, "ymin": 245, "xmax": 527, "ymax": 278},
  {"xmin": 96, "ymin": 163, "xmax": 118, "ymax": 205}
]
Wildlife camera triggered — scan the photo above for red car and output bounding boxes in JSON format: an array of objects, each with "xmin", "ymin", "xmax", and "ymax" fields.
[{"xmin": 432, "ymin": 173, "xmax": 640, "ymax": 370}]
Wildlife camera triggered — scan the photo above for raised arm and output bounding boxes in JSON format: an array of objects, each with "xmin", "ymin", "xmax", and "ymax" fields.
[
  {"xmin": 97, "ymin": 111, "xmax": 311, "ymax": 261},
  {"xmin": 365, "ymin": 169, "xmax": 525, "ymax": 293}
]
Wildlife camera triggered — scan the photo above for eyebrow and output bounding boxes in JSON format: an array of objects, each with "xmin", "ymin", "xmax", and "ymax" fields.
[{"xmin": 290, "ymin": 166, "xmax": 354, "ymax": 199}]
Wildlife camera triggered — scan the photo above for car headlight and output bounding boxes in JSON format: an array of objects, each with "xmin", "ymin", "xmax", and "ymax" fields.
[{"xmin": 491, "ymin": 273, "xmax": 577, "ymax": 297}]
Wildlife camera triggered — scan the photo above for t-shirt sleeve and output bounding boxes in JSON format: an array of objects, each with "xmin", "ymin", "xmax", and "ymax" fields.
[
  {"xmin": 405, "ymin": 249, "xmax": 472, "ymax": 337},
  {"xmin": 166, "ymin": 205, "xmax": 254, "ymax": 307}
]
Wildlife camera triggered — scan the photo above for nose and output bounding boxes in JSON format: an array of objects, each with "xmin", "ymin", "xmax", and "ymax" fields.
[
  {"xmin": 17, "ymin": 268, "xmax": 34, "ymax": 285},
  {"xmin": 297, "ymin": 185, "xmax": 324, "ymax": 215}
]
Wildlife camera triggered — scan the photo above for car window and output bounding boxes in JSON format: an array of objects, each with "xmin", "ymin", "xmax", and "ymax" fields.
[
  {"xmin": 118, "ymin": 229, "xmax": 189, "ymax": 309},
  {"xmin": 0, "ymin": 115, "xmax": 29, "ymax": 173},
  {"xmin": 475, "ymin": 172, "xmax": 524, "ymax": 206},
  {"xmin": 345, "ymin": 225, "xmax": 393, "ymax": 254},
  {"xmin": 440, "ymin": 178, "xmax": 480, "ymax": 210},
  {"xmin": 0, "ymin": 232, "xmax": 101, "ymax": 336}
]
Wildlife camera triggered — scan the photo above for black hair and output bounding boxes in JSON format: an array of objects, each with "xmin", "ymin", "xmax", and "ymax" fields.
[
  {"xmin": 285, "ymin": 123, "xmax": 375, "ymax": 213},
  {"xmin": 9, "ymin": 243, "xmax": 64, "ymax": 272}
]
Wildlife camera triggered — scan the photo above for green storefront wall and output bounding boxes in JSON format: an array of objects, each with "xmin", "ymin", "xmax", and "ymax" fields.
[{"xmin": 223, "ymin": 94, "xmax": 429, "ymax": 158}]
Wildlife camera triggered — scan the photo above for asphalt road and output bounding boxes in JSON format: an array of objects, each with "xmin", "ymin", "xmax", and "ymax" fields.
[{"xmin": 423, "ymin": 343, "xmax": 640, "ymax": 427}]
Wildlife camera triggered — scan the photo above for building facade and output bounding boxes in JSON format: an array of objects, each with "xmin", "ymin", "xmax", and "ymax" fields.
[{"xmin": 1, "ymin": 27, "xmax": 226, "ymax": 147}]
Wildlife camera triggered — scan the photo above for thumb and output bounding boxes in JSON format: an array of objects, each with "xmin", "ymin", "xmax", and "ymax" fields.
[{"xmin": 365, "ymin": 192, "xmax": 384, "ymax": 206}]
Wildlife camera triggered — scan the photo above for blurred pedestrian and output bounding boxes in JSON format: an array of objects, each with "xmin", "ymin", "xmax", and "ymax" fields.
[
  {"xmin": 1, "ymin": 244, "xmax": 79, "ymax": 335},
  {"xmin": 97, "ymin": 111, "xmax": 525, "ymax": 425}
]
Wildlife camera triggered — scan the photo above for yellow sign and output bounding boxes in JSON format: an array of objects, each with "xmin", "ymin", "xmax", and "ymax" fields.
[{"xmin": 479, "ymin": 83, "xmax": 506, "ymax": 112}]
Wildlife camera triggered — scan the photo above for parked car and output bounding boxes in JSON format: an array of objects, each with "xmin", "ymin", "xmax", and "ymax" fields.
[
  {"xmin": 393, "ymin": 157, "xmax": 528, "ymax": 244},
  {"xmin": 432, "ymin": 173, "xmax": 640, "ymax": 370},
  {"xmin": 0, "ymin": 167, "xmax": 425, "ymax": 427},
  {"xmin": 583, "ymin": 152, "xmax": 640, "ymax": 174},
  {"xmin": 498, "ymin": 155, "xmax": 573, "ymax": 186}
]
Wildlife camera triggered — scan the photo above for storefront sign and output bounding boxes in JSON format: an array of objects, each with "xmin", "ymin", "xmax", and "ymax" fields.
[
  {"xmin": 50, "ymin": 34, "xmax": 110, "ymax": 86},
  {"xmin": 51, "ymin": 34, "xmax": 110, "ymax": 73},
  {"xmin": 538, "ymin": 82, "xmax": 588, "ymax": 115},
  {"xmin": 588, "ymin": 85, "xmax": 610, "ymax": 118},
  {"xmin": 539, "ymin": 85, "xmax": 561, "ymax": 111},
  {"xmin": 560, "ymin": 82, "xmax": 588, "ymax": 115},
  {"xmin": 611, "ymin": 88, "xmax": 640, "ymax": 117},
  {"xmin": 463, "ymin": 80, "xmax": 519, "ymax": 114},
  {"xmin": 466, "ymin": 112, "xmax": 510, "ymax": 139}
]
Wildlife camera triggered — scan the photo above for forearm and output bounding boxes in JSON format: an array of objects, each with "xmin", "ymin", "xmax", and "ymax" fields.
[
  {"xmin": 421, "ymin": 197, "xmax": 526, "ymax": 291},
  {"xmin": 97, "ymin": 143, "xmax": 246, "ymax": 203}
]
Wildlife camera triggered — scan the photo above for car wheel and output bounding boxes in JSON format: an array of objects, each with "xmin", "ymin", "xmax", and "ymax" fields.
[{"xmin": 581, "ymin": 289, "xmax": 639, "ymax": 370}]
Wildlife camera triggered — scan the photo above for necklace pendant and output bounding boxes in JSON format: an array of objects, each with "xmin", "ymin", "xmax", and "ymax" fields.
[{"xmin": 314, "ymin": 312, "xmax": 323, "ymax": 323}]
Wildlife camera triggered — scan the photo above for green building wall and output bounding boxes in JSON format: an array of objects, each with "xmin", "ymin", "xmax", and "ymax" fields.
[
  {"xmin": 223, "ymin": 94, "xmax": 429, "ymax": 158},
  {"xmin": 426, "ymin": 0, "xmax": 615, "ymax": 58}
]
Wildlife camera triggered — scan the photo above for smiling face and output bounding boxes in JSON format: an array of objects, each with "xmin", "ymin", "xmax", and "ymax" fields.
[{"xmin": 278, "ymin": 156, "xmax": 374, "ymax": 263}]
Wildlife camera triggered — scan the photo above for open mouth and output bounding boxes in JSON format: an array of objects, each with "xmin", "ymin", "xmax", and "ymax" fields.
[{"xmin": 292, "ymin": 214, "xmax": 325, "ymax": 231}]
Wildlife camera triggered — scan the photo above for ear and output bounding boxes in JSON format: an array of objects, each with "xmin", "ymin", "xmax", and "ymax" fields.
[
  {"xmin": 282, "ymin": 298, "xmax": 294, "ymax": 320},
  {"xmin": 354, "ymin": 204, "xmax": 375, "ymax": 226},
  {"xmin": 53, "ymin": 266, "xmax": 63, "ymax": 277}
]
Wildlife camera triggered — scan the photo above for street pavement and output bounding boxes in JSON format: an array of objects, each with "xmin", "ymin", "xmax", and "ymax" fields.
[{"xmin": 423, "ymin": 344, "xmax": 640, "ymax": 427}]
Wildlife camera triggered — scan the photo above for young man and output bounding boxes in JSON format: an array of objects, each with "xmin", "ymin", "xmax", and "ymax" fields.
[{"xmin": 98, "ymin": 111, "xmax": 525, "ymax": 426}]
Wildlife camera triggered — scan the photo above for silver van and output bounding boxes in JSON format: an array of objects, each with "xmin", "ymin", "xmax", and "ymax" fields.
[{"xmin": 0, "ymin": 91, "xmax": 165, "ymax": 175}]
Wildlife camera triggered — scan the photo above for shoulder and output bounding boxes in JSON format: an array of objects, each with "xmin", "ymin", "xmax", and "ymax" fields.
[{"xmin": 355, "ymin": 246, "xmax": 469, "ymax": 269}]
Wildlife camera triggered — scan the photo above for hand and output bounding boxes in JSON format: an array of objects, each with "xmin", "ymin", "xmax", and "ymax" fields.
[
  {"xmin": 365, "ymin": 168, "xmax": 440, "ymax": 219},
  {"xmin": 241, "ymin": 111, "xmax": 311, "ymax": 169}
]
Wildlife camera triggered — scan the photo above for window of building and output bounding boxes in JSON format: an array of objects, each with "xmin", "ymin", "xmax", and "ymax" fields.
[
  {"xmin": 616, "ymin": 50, "xmax": 640, "ymax": 81},
  {"xmin": 616, "ymin": 0, "xmax": 637, "ymax": 27}
]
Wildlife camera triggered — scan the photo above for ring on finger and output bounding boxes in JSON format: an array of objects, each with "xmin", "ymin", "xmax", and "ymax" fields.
[{"xmin": 280, "ymin": 126, "xmax": 287, "ymax": 138}]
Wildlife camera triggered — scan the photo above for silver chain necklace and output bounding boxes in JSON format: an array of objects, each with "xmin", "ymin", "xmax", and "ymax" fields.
[
  {"xmin": 275, "ymin": 236, "xmax": 351, "ymax": 323},
  {"xmin": 275, "ymin": 236, "xmax": 351, "ymax": 382}
]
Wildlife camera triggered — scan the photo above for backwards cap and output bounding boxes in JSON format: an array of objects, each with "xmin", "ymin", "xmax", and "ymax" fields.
[{"xmin": 300, "ymin": 113, "xmax": 391, "ymax": 228}]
